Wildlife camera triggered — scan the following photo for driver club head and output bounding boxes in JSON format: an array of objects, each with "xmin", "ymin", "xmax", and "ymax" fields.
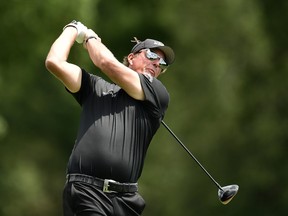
[{"xmin": 218, "ymin": 184, "xmax": 239, "ymax": 205}]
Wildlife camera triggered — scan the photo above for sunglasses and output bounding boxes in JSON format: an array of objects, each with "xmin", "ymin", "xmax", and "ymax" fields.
[{"xmin": 140, "ymin": 49, "xmax": 168, "ymax": 70}]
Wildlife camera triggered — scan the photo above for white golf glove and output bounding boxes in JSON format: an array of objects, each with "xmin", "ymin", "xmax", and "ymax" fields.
[{"xmin": 63, "ymin": 20, "xmax": 88, "ymax": 44}]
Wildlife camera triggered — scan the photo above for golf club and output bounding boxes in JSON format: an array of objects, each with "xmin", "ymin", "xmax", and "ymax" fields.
[{"xmin": 161, "ymin": 121, "xmax": 239, "ymax": 204}]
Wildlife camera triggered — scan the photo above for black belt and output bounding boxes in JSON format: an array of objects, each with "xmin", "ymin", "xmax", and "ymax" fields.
[{"xmin": 66, "ymin": 174, "xmax": 138, "ymax": 193}]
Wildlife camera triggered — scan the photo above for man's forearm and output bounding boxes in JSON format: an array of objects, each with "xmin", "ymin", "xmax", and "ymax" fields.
[{"xmin": 46, "ymin": 27, "xmax": 77, "ymax": 62}]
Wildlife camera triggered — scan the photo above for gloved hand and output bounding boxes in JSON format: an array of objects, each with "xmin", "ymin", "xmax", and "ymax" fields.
[{"xmin": 63, "ymin": 20, "xmax": 88, "ymax": 44}]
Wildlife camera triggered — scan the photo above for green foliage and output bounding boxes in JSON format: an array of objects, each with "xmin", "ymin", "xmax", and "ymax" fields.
[{"xmin": 1, "ymin": 0, "xmax": 288, "ymax": 215}]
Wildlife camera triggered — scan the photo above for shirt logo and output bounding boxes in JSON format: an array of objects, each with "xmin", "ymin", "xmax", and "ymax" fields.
[{"xmin": 102, "ymin": 89, "xmax": 117, "ymax": 97}]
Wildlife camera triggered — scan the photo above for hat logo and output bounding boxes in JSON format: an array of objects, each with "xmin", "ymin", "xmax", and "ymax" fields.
[{"xmin": 153, "ymin": 41, "xmax": 164, "ymax": 46}]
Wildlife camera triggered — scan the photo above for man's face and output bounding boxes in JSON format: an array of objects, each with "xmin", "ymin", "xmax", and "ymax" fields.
[{"xmin": 128, "ymin": 49, "xmax": 167, "ymax": 78}]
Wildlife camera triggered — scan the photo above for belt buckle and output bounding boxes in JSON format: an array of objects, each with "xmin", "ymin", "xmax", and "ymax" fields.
[{"xmin": 103, "ymin": 179, "xmax": 117, "ymax": 193}]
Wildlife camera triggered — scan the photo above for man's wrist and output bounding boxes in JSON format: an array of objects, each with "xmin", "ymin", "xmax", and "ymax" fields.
[
  {"xmin": 85, "ymin": 36, "xmax": 98, "ymax": 44},
  {"xmin": 63, "ymin": 21, "xmax": 78, "ymax": 31},
  {"xmin": 63, "ymin": 26, "xmax": 77, "ymax": 33}
]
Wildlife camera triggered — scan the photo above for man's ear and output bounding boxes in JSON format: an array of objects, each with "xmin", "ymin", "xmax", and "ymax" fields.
[{"xmin": 127, "ymin": 53, "xmax": 134, "ymax": 65}]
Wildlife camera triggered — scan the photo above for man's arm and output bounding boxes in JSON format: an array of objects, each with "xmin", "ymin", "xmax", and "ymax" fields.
[
  {"xmin": 45, "ymin": 27, "xmax": 82, "ymax": 93},
  {"xmin": 84, "ymin": 29, "xmax": 145, "ymax": 100}
]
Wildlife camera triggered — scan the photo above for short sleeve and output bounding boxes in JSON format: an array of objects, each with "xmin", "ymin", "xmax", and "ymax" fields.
[{"xmin": 139, "ymin": 74, "xmax": 170, "ymax": 119}]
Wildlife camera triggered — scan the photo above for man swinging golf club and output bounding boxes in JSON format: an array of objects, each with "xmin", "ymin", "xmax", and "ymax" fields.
[
  {"xmin": 45, "ymin": 20, "xmax": 175, "ymax": 216},
  {"xmin": 46, "ymin": 19, "xmax": 239, "ymax": 216}
]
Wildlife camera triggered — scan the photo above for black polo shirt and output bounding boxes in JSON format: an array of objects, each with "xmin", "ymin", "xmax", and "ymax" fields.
[{"xmin": 66, "ymin": 69, "xmax": 169, "ymax": 183}]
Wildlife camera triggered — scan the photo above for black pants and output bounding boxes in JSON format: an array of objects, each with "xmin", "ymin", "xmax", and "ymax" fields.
[{"xmin": 63, "ymin": 181, "xmax": 146, "ymax": 216}]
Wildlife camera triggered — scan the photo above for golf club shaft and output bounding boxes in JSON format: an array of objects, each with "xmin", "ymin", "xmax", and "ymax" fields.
[{"xmin": 161, "ymin": 121, "xmax": 223, "ymax": 191}]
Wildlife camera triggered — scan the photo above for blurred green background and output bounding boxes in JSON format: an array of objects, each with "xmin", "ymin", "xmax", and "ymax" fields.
[{"xmin": 1, "ymin": 0, "xmax": 288, "ymax": 215}]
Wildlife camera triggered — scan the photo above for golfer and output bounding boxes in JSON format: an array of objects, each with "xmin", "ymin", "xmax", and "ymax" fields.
[{"xmin": 45, "ymin": 20, "xmax": 175, "ymax": 216}]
